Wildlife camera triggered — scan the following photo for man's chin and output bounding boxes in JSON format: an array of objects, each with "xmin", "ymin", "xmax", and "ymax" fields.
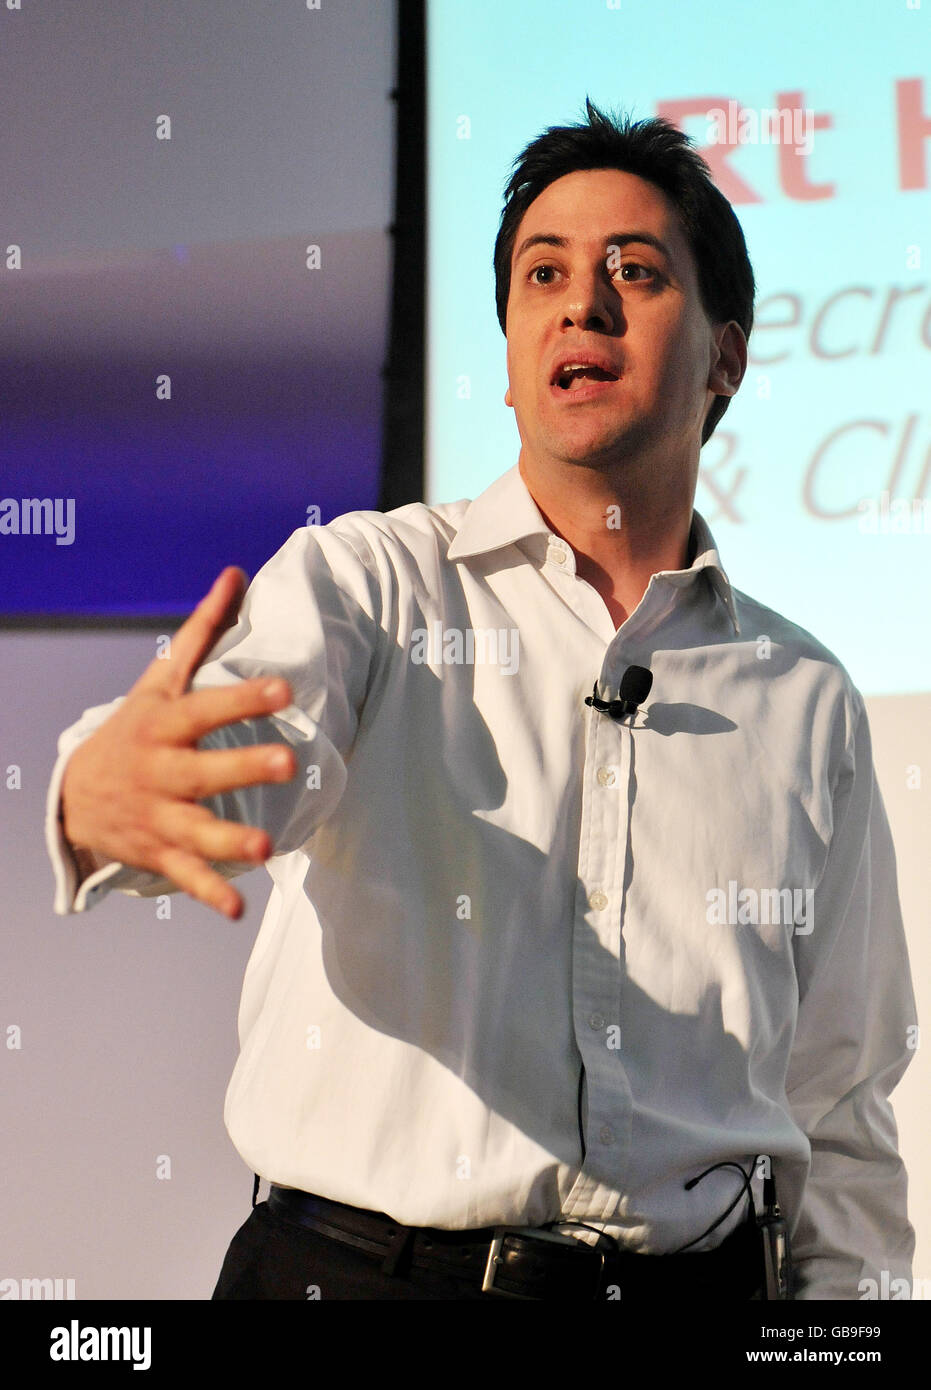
[{"xmin": 546, "ymin": 425, "xmax": 651, "ymax": 468}]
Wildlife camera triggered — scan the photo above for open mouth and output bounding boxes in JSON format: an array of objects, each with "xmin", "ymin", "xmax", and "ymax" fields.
[{"xmin": 553, "ymin": 365, "xmax": 619, "ymax": 392}]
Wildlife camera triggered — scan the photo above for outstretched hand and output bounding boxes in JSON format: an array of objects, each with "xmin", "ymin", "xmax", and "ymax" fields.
[{"xmin": 60, "ymin": 567, "xmax": 297, "ymax": 919}]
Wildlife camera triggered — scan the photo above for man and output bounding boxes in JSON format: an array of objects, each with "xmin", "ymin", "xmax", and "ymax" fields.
[{"xmin": 48, "ymin": 100, "xmax": 915, "ymax": 1301}]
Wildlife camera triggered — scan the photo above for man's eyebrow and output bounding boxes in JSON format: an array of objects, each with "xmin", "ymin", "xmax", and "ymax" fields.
[{"xmin": 513, "ymin": 231, "xmax": 673, "ymax": 265}]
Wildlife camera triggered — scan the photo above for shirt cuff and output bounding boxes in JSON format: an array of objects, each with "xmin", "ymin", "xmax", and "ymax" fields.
[{"xmin": 46, "ymin": 743, "xmax": 125, "ymax": 915}]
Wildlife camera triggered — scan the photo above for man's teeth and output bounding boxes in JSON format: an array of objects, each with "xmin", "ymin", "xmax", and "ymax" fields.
[{"xmin": 557, "ymin": 364, "xmax": 615, "ymax": 389}]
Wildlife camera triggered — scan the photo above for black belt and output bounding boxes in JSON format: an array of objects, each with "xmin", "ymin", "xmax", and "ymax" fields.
[{"xmin": 266, "ymin": 1185, "xmax": 763, "ymax": 1300}]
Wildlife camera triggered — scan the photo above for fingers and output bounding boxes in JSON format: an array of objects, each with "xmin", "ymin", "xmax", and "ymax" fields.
[
  {"xmin": 149, "ymin": 801, "xmax": 274, "ymax": 867},
  {"xmin": 133, "ymin": 568, "xmax": 250, "ymax": 698},
  {"xmin": 151, "ymin": 844, "xmax": 247, "ymax": 920},
  {"xmin": 67, "ymin": 566, "xmax": 299, "ymax": 921},
  {"xmin": 158, "ymin": 676, "xmax": 294, "ymax": 743},
  {"xmin": 145, "ymin": 742, "xmax": 297, "ymax": 801},
  {"xmin": 146, "ymin": 803, "xmax": 279, "ymax": 919}
]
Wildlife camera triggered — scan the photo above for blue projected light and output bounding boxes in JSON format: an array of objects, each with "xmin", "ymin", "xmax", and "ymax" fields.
[
  {"xmin": 0, "ymin": 6, "xmax": 394, "ymax": 619},
  {"xmin": 426, "ymin": 0, "xmax": 931, "ymax": 696}
]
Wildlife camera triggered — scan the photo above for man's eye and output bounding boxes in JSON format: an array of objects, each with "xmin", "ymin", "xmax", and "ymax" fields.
[
  {"xmin": 528, "ymin": 262, "xmax": 656, "ymax": 286},
  {"xmin": 617, "ymin": 263, "xmax": 655, "ymax": 282}
]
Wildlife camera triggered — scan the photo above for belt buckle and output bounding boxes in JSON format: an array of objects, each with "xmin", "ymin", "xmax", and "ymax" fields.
[{"xmin": 481, "ymin": 1227, "xmax": 605, "ymax": 1300}]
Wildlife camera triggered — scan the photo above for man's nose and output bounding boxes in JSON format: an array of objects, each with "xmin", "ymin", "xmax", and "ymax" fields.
[{"xmin": 562, "ymin": 271, "xmax": 620, "ymax": 332}]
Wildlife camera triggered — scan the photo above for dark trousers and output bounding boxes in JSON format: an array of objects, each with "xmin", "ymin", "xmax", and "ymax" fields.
[
  {"xmin": 212, "ymin": 1197, "xmax": 764, "ymax": 1301},
  {"xmin": 212, "ymin": 1200, "xmax": 488, "ymax": 1300}
]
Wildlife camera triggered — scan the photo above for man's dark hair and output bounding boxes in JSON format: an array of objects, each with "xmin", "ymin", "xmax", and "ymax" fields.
[{"xmin": 493, "ymin": 97, "xmax": 756, "ymax": 445}]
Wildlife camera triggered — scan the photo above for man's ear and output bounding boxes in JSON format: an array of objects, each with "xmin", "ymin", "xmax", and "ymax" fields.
[
  {"xmin": 708, "ymin": 321, "xmax": 748, "ymax": 399},
  {"xmin": 505, "ymin": 387, "xmax": 513, "ymax": 407}
]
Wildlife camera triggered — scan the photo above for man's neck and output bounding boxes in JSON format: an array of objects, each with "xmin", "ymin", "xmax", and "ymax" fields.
[{"xmin": 519, "ymin": 457, "xmax": 695, "ymax": 629}]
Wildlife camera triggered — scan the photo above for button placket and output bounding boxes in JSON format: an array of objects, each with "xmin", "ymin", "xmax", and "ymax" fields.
[{"xmin": 566, "ymin": 687, "xmax": 635, "ymax": 1205}]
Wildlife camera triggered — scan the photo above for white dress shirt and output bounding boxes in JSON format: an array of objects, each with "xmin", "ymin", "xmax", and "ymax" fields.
[{"xmin": 46, "ymin": 463, "xmax": 917, "ymax": 1299}]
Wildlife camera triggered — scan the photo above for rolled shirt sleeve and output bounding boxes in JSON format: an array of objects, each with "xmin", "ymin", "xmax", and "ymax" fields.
[{"xmin": 781, "ymin": 691, "xmax": 917, "ymax": 1299}]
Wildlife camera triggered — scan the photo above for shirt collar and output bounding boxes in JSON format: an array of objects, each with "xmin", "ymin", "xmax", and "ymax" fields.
[{"xmin": 446, "ymin": 464, "xmax": 740, "ymax": 636}]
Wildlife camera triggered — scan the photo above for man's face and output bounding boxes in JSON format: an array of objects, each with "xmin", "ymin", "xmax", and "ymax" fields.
[{"xmin": 504, "ymin": 167, "xmax": 732, "ymax": 476}]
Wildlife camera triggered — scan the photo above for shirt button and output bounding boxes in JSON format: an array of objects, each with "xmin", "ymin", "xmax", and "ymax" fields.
[
  {"xmin": 599, "ymin": 1125, "xmax": 615, "ymax": 1144},
  {"xmin": 596, "ymin": 766, "xmax": 616, "ymax": 787},
  {"xmin": 589, "ymin": 1012, "xmax": 605, "ymax": 1030},
  {"xmin": 588, "ymin": 890, "xmax": 608, "ymax": 912},
  {"xmin": 551, "ymin": 548, "xmax": 567, "ymax": 565}
]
